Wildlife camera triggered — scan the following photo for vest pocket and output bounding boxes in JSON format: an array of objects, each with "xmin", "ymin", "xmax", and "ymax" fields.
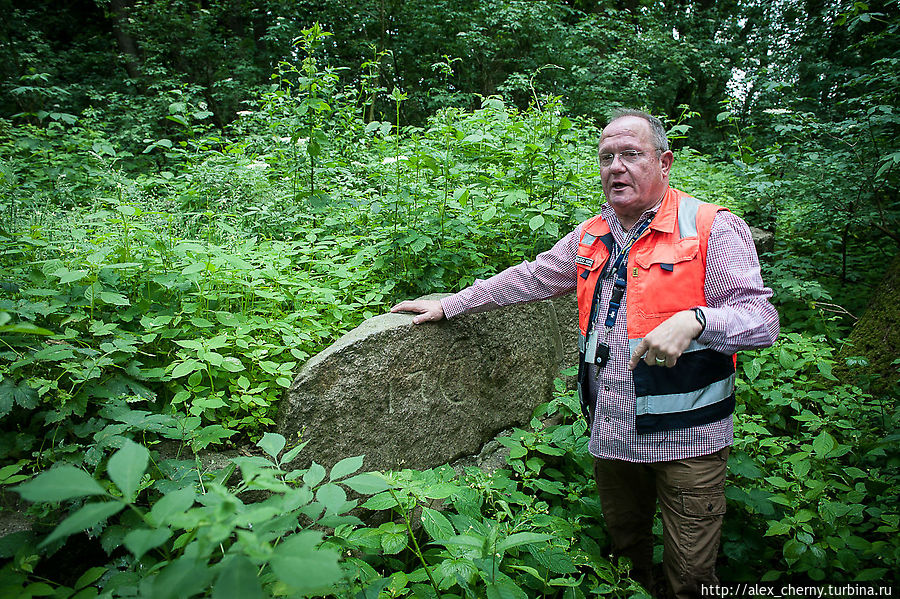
[
  {"xmin": 576, "ymin": 243, "xmax": 607, "ymax": 279},
  {"xmin": 631, "ymin": 238, "xmax": 702, "ymax": 317},
  {"xmin": 633, "ymin": 238, "xmax": 699, "ymax": 270}
]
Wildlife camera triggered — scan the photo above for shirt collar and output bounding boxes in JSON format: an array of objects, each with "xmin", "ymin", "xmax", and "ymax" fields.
[{"xmin": 601, "ymin": 191, "xmax": 668, "ymax": 237}]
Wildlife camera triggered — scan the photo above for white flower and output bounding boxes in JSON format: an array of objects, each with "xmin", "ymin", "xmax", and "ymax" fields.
[{"xmin": 382, "ymin": 155, "xmax": 409, "ymax": 164}]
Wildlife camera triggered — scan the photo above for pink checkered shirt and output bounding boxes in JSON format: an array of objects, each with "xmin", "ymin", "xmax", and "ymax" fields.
[{"xmin": 441, "ymin": 197, "xmax": 779, "ymax": 463}]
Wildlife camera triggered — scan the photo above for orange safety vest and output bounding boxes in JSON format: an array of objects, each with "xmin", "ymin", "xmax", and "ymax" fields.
[{"xmin": 575, "ymin": 188, "xmax": 737, "ymax": 434}]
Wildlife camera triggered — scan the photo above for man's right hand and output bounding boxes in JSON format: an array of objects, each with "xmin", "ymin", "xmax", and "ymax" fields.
[{"xmin": 390, "ymin": 299, "xmax": 445, "ymax": 324}]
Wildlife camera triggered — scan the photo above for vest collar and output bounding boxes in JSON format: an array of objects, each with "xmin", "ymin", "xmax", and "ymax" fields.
[
  {"xmin": 648, "ymin": 187, "xmax": 679, "ymax": 234},
  {"xmin": 600, "ymin": 187, "xmax": 678, "ymax": 235}
]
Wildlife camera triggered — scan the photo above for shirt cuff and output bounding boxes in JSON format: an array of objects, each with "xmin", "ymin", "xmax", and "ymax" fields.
[
  {"xmin": 696, "ymin": 306, "xmax": 727, "ymax": 347},
  {"xmin": 440, "ymin": 294, "xmax": 467, "ymax": 319}
]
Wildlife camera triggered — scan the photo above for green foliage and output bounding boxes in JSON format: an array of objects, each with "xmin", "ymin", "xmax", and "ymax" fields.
[
  {"xmin": 1, "ymin": 8, "xmax": 899, "ymax": 593},
  {"xmin": 726, "ymin": 334, "xmax": 899, "ymax": 582},
  {"xmin": 4, "ymin": 394, "xmax": 655, "ymax": 598},
  {"xmin": 0, "ymin": 61, "xmax": 607, "ymax": 469}
]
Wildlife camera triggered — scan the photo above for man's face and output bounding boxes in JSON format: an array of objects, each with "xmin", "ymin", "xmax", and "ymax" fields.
[{"xmin": 598, "ymin": 116, "xmax": 673, "ymax": 227}]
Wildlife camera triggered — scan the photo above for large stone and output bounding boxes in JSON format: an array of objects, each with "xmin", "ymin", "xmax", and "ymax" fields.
[
  {"xmin": 276, "ymin": 293, "xmax": 578, "ymax": 473},
  {"xmin": 749, "ymin": 226, "xmax": 775, "ymax": 255}
]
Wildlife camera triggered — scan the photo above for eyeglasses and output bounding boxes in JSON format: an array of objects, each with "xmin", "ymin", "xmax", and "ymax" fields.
[{"xmin": 598, "ymin": 150, "xmax": 646, "ymax": 167}]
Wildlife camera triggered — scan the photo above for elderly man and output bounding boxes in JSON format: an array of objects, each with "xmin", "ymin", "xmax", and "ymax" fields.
[{"xmin": 392, "ymin": 108, "xmax": 779, "ymax": 598}]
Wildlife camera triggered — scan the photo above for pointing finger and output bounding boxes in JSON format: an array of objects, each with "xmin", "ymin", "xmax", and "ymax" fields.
[{"xmin": 628, "ymin": 339, "xmax": 648, "ymax": 371}]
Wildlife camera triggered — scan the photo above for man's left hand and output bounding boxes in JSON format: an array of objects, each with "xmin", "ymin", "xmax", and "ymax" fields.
[{"xmin": 628, "ymin": 310, "xmax": 703, "ymax": 369}]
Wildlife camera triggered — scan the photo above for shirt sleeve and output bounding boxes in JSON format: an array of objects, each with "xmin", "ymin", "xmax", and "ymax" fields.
[
  {"xmin": 441, "ymin": 224, "xmax": 583, "ymax": 319},
  {"xmin": 697, "ymin": 211, "xmax": 780, "ymax": 354}
]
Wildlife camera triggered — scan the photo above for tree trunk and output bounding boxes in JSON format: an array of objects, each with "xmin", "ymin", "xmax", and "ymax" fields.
[{"xmin": 107, "ymin": 0, "xmax": 141, "ymax": 80}]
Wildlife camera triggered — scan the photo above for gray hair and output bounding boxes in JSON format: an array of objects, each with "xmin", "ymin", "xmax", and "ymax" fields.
[{"xmin": 607, "ymin": 108, "xmax": 669, "ymax": 153}]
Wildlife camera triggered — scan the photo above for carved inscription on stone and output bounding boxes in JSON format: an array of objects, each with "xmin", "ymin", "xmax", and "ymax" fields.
[{"xmin": 275, "ymin": 293, "xmax": 578, "ymax": 473}]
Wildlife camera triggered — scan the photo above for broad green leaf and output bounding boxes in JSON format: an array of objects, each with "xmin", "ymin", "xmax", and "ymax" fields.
[
  {"xmin": 269, "ymin": 531, "xmax": 342, "ymax": 595},
  {"xmin": 15, "ymin": 466, "xmax": 107, "ymax": 502},
  {"xmin": 198, "ymin": 349, "xmax": 224, "ymax": 366},
  {"xmin": 0, "ymin": 378, "xmax": 38, "ymax": 415},
  {"xmin": 783, "ymin": 538, "xmax": 807, "ymax": 563},
  {"xmin": 220, "ymin": 357, "xmax": 245, "ymax": 372},
  {"xmin": 548, "ymin": 576, "xmax": 582, "ymax": 587},
  {"xmin": 166, "ymin": 114, "xmax": 189, "ymax": 127},
  {"xmin": 124, "ymin": 526, "xmax": 171, "ymax": 560},
  {"xmin": 528, "ymin": 214, "xmax": 545, "ymax": 231},
  {"xmin": 107, "ymin": 440, "xmax": 149, "ymax": 502},
  {"xmin": 191, "ymin": 424, "xmax": 235, "ymax": 450},
  {"xmin": 0, "ymin": 322, "xmax": 53, "ymax": 335},
  {"xmin": 304, "ymin": 462, "xmax": 326, "ymax": 487},
  {"xmin": 380, "ymin": 524, "xmax": 408, "ymax": 554},
  {"xmin": 727, "ymin": 451, "xmax": 762, "ymax": 479},
  {"xmin": 433, "ymin": 533, "xmax": 486, "ymax": 551},
  {"xmin": 486, "ymin": 580, "xmax": 527, "ymax": 599},
  {"xmin": 795, "ymin": 509, "xmax": 816, "ymax": 523},
  {"xmin": 41, "ymin": 501, "xmax": 125, "ymax": 547},
  {"xmin": 421, "ymin": 507, "xmax": 454, "ymax": 542},
  {"xmin": 24, "ymin": 582, "xmax": 55, "ymax": 595},
  {"xmin": 791, "ymin": 458, "xmax": 811, "ymax": 479},
  {"xmin": 329, "ymin": 455, "xmax": 364, "ymax": 480},
  {"xmin": 362, "ymin": 491, "xmax": 400, "ymax": 511},
  {"xmin": 56, "ymin": 269, "xmax": 89, "ymax": 284},
  {"xmin": 34, "ymin": 345, "xmax": 75, "ymax": 361},
  {"xmin": 182, "ymin": 262, "xmax": 206, "ymax": 276},
  {"xmin": 316, "ymin": 483, "xmax": 347, "ymax": 514},
  {"xmin": 281, "ymin": 440, "xmax": 309, "ymax": 465},
  {"xmin": 84, "ymin": 283, "xmax": 101, "ymax": 303},
  {"xmin": 496, "ymin": 532, "xmax": 552, "ymax": 552},
  {"xmin": 816, "ymin": 359, "xmax": 837, "ymax": 380},
  {"xmin": 531, "ymin": 547, "xmax": 577, "ymax": 574},
  {"xmin": 149, "ymin": 487, "xmax": 196, "ymax": 526},
  {"xmin": 212, "ymin": 555, "xmax": 265, "ymax": 599},
  {"xmin": 812, "ymin": 430, "xmax": 836, "ymax": 458},
  {"xmin": 507, "ymin": 564, "xmax": 545, "ymax": 584},
  {"xmin": 74, "ymin": 567, "xmax": 107, "ymax": 591},
  {"xmin": 98, "ymin": 292, "xmax": 130, "ymax": 306},
  {"xmin": 744, "ymin": 359, "xmax": 761, "ymax": 382},
  {"xmin": 343, "ymin": 472, "xmax": 390, "ymax": 495},
  {"xmin": 258, "ymin": 432, "xmax": 286, "ymax": 460},
  {"xmin": 148, "ymin": 556, "xmax": 213, "ymax": 599},
  {"xmin": 174, "ymin": 338, "xmax": 204, "ymax": 350},
  {"xmin": 481, "ymin": 206, "xmax": 497, "ymax": 221},
  {"xmin": 765, "ymin": 520, "xmax": 792, "ymax": 536},
  {"xmin": 171, "ymin": 360, "xmax": 203, "ymax": 379}
]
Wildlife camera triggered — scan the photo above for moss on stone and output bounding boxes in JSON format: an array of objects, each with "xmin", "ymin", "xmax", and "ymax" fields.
[{"xmin": 837, "ymin": 252, "xmax": 900, "ymax": 392}]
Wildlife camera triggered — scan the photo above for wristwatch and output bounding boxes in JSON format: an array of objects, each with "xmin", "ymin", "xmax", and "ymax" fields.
[{"xmin": 692, "ymin": 307, "xmax": 706, "ymax": 336}]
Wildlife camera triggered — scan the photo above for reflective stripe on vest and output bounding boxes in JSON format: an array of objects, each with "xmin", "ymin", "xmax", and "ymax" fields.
[{"xmin": 574, "ymin": 188, "xmax": 736, "ymax": 434}]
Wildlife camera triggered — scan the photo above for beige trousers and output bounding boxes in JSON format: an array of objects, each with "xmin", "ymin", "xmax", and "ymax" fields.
[{"xmin": 593, "ymin": 447, "xmax": 729, "ymax": 599}]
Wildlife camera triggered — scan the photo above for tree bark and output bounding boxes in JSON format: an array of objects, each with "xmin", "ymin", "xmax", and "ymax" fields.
[{"xmin": 107, "ymin": 0, "xmax": 141, "ymax": 80}]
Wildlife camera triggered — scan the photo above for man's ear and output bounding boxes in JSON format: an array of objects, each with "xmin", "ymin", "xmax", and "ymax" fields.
[{"xmin": 660, "ymin": 150, "xmax": 674, "ymax": 176}]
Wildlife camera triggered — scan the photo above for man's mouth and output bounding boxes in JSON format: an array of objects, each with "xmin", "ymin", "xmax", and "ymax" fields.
[{"xmin": 611, "ymin": 182, "xmax": 629, "ymax": 191}]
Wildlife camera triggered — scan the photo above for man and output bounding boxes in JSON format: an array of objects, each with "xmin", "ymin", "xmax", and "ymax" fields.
[{"xmin": 391, "ymin": 109, "xmax": 779, "ymax": 598}]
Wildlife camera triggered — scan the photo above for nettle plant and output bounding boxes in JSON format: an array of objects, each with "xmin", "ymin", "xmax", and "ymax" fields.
[
  {"xmin": 723, "ymin": 333, "xmax": 900, "ymax": 582},
  {"xmin": 4, "ymin": 388, "xmax": 650, "ymax": 599},
  {"xmin": 8, "ymin": 433, "xmax": 381, "ymax": 598}
]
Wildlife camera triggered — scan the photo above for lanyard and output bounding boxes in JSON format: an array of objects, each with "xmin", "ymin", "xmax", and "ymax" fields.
[
  {"xmin": 602, "ymin": 215, "xmax": 653, "ymax": 329},
  {"xmin": 587, "ymin": 214, "xmax": 654, "ymax": 368}
]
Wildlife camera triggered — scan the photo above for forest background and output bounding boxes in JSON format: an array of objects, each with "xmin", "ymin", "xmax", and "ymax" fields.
[{"xmin": 0, "ymin": 0, "xmax": 898, "ymax": 597}]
